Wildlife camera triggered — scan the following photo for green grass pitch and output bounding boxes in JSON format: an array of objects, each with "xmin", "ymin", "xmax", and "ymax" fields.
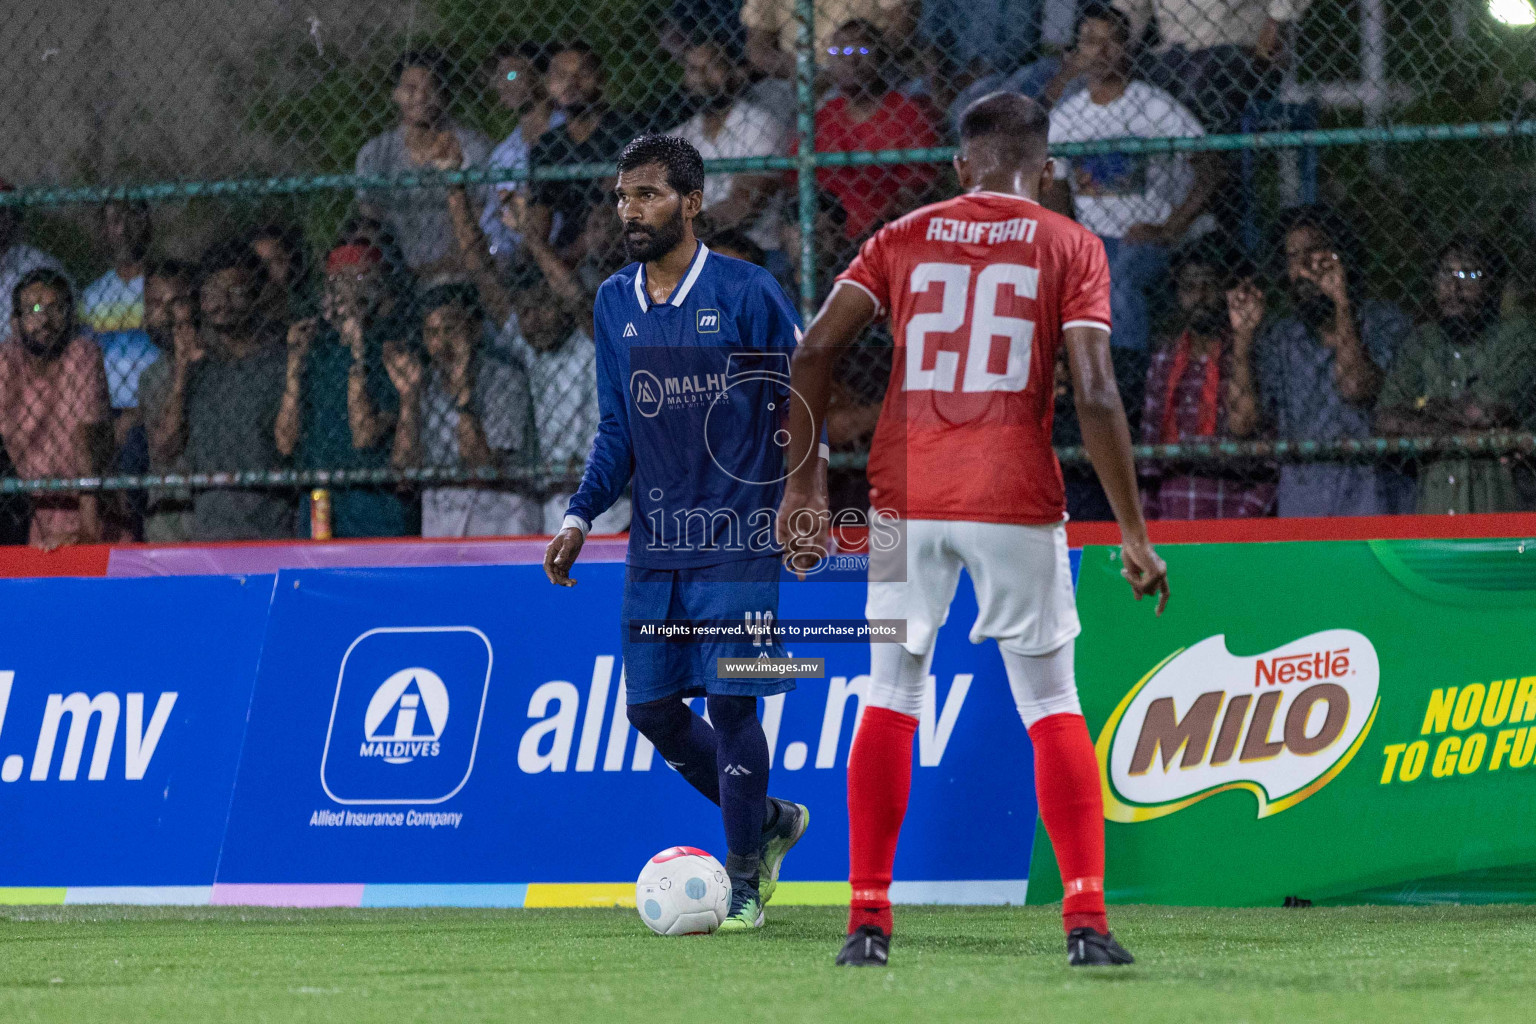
[{"xmin": 2, "ymin": 904, "xmax": 1532, "ymax": 1022}]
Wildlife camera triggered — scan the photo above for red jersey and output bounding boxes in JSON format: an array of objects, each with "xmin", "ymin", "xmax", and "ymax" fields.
[{"xmin": 836, "ymin": 191, "xmax": 1112, "ymax": 524}]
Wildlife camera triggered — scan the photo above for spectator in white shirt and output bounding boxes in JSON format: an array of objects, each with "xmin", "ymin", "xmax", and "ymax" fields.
[
  {"xmin": 498, "ymin": 264, "xmax": 629, "ymax": 534},
  {"xmin": 386, "ymin": 283, "xmax": 539, "ymax": 537},
  {"xmin": 1115, "ymin": 0, "xmax": 1308, "ymax": 132},
  {"xmin": 1045, "ymin": 4, "xmax": 1217, "ymax": 352},
  {"xmin": 671, "ymin": 35, "xmax": 789, "ymax": 270}
]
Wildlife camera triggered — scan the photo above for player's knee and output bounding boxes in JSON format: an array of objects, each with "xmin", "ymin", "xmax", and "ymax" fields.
[
  {"xmin": 865, "ymin": 675, "xmax": 924, "ymax": 719},
  {"xmin": 1014, "ymin": 688, "xmax": 1084, "ymax": 729},
  {"xmin": 1001, "ymin": 642, "xmax": 1082, "ymax": 730},
  {"xmin": 626, "ymin": 697, "xmax": 692, "ymax": 743},
  {"xmin": 865, "ymin": 642, "xmax": 929, "ymax": 719},
  {"xmin": 704, "ymin": 694, "xmax": 758, "ymax": 733}
]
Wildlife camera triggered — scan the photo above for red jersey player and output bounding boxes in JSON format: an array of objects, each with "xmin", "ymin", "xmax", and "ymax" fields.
[{"xmin": 777, "ymin": 92, "xmax": 1170, "ymax": 967}]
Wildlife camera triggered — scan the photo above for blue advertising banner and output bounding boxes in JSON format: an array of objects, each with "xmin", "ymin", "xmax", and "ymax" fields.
[
  {"xmin": 0, "ymin": 555, "xmax": 1068, "ymax": 907},
  {"xmin": 213, "ymin": 562, "xmax": 1037, "ymax": 905},
  {"xmin": 0, "ymin": 574, "xmax": 272, "ymax": 896}
]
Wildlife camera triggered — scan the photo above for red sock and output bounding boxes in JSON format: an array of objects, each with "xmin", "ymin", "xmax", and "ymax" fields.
[
  {"xmin": 1028, "ymin": 712, "xmax": 1108, "ymax": 935},
  {"xmin": 846, "ymin": 706, "xmax": 918, "ymax": 936}
]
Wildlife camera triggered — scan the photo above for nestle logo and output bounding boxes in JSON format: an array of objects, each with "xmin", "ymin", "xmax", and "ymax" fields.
[
  {"xmin": 1102, "ymin": 630, "xmax": 1380, "ymax": 822},
  {"xmin": 1255, "ymin": 648, "xmax": 1350, "ymax": 687}
]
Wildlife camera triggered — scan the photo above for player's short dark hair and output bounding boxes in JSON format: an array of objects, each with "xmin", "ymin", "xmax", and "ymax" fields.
[
  {"xmin": 198, "ymin": 239, "xmax": 267, "ymax": 289},
  {"xmin": 959, "ymin": 92, "xmax": 1051, "ymax": 168},
  {"xmin": 392, "ymin": 46, "xmax": 453, "ymax": 93},
  {"xmin": 1169, "ymin": 235, "xmax": 1253, "ymax": 288},
  {"xmin": 616, "ymin": 135, "xmax": 705, "ymax": 197},
  {"xmin": 1076, "ymin": 3, "xmax": 1134, "ymax": 47},
  {"xmin": 420, "ymin": 282, "xmax": 484, "ymax": 321},
  {"xmin": 551, "ymin": 40, "xmax": 602, "ymax": 75},
  {"xmin": 12, "ymin": 267, "xmax": 73, "ymax": 315}
]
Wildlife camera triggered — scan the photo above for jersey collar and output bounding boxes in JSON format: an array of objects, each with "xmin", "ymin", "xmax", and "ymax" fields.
[
  {"xmin": 972, "ymin": 190, "xmax": 1041, "ymax": 206},
  {"xmin": 634, "ymin": 242, "xmax": 711, "ymax": 313}
]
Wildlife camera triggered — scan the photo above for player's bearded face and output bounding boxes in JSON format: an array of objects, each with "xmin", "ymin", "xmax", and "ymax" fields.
[{"xmin": 623, "ymin": 202, "xmax": 685, "ymax": 263}]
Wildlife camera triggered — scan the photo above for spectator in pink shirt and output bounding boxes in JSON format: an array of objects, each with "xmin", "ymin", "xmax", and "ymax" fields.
[{"xmin": 0, "ymin": 269, "xmax": 112, "ymax": 548}]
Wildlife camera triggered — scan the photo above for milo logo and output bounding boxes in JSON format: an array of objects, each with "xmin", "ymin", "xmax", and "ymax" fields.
[{"xmin": 1098, "ymin": 629, "xmax": 1380, "ymax": 822}]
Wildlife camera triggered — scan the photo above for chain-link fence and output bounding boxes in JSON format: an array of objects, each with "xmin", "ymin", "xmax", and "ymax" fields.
[{"xmin": 1, "ymin": 0, "xmax": 1534, "ymax": 545}]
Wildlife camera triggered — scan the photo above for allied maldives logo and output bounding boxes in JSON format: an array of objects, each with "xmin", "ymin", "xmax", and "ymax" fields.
[
  {"xmin": 361, "ymin": 667, "xmax": 450, "ymax": 763},
  {"xmin": 1098, "ymin": 629, "xmax": 1380, "ymax": 822},
  {"xmin": 321, "ymin": 627, "xmax": 492, "ymax": 804}
]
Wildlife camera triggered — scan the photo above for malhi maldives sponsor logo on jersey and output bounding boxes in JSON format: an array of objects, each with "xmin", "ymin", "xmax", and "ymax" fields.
[{"xmin": 1096, "ymin": 629, "xmax": 1380, "ymax": 822}]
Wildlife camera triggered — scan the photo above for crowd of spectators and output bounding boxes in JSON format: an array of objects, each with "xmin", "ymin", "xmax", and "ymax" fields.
[{"xmin": 0, "ymin": 0, "xmax": 1532, "ymax": 547}]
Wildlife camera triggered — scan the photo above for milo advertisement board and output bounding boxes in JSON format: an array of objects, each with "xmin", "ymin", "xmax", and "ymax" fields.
[{"xmin": 1028, "ymin": 538, "xmax": 1536, "ymax": 907}]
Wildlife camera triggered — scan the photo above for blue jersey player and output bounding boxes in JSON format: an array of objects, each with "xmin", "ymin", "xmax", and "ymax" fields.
[{"xmin": 544, "ymin": 136, "xmax": 820, "ymax": 931}]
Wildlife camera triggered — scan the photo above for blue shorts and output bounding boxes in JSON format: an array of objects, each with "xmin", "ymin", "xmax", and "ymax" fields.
[{"xmin": 621, "ymin": 556, "xmax": 792, "ymax": 704}]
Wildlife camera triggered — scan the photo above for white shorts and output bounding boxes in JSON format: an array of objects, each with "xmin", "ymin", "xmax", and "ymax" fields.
[{"xmin": 866, "ymin": 516, "xmax": 1080, "ymax": 657}]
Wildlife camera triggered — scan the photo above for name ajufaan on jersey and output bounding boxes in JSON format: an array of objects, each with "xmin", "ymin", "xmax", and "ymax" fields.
[
  {"xmin": 836, "ymin": 191, "xmax": 1111, "ymax": 525},
  {"xmin": 566, "ymin": 242, "xmax": 806, "ymax": 568}
]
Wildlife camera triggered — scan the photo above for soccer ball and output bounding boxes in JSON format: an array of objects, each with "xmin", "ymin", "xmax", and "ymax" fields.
[{"xmin": 635, "ymin": 846, "xmax": 730, "ymax": 936}]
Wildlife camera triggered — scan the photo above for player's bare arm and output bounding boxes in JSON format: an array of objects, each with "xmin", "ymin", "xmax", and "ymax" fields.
[
  {"xmin": 778, "ymin": 282, "xmax": 876, "ymax": 577},
  {"xmin": 1063, "ymin": 324, "xmax": 1170, "ymax": 615},
  {"xmin": 544, "ymin": 526, "xmax": 585, "ymax": 587}
]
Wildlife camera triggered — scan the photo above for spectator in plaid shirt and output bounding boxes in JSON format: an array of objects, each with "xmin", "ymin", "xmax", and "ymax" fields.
[{"xmin": 1138, "ymin": 237, "xmax": 1275, "ymax": 519}]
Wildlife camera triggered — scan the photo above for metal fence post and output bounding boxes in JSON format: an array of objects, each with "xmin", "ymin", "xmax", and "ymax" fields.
[{"xmin": 795, "ymin": 0, "xmax": 817, "ymax": 323}]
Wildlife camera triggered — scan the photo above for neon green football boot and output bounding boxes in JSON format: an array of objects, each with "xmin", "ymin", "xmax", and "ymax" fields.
[
  {"xmin": 758, "ymin": 799, "xmax": 810, "ymax": 905},
  {"xmin": 716, "ymin": 878, "xmax": 765, "ymax": 932}
]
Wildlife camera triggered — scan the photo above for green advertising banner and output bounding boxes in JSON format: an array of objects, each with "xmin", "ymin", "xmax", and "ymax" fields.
[{"xmin": 1028, "ymin": 537, "xmax": 1536, "ymax": 907}]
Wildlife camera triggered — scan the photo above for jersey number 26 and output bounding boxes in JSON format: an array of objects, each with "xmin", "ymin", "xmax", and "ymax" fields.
[{"xmin": 904, "ymin": 262, "xmax": 1037, "ymax": 394}]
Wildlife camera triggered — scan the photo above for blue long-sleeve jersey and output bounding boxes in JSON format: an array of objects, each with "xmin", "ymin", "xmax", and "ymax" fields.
[{"xmin": 566, "ymin": 243, "xmax": 807, "ymax": 569}]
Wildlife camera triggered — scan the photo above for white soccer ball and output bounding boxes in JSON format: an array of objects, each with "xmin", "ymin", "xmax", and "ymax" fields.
[{"xmin": 635, "ymin": 846, "xmax": 730, "ymax": 936}]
